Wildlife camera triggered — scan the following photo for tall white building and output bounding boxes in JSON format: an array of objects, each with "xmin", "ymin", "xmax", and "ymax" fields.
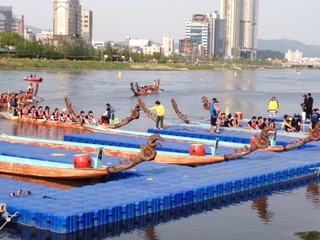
[
  {"xmin": 81, "ymin": 9, "xmax": 92, "ymax": 44},
  {"xmin": 53, "ymin": 0, "xmax": 82, "ymax": 40},
  {"xmin": 240, "ymin": 0, "xmax": 259, "ymax": 60},
  {"xmin": 285, "ymin": 50, "xmax": 303, "ymax": 62},
  {"xmin": 221, "ymin": 0, "xmax": 259, "ymax": 60},
  {"xmin": 163, "ymin": 35, "xmax": 174, "ymax": 56},
  {"xmin": 185, "ymin": 14, "xmax": 210, "ymax": 56}
]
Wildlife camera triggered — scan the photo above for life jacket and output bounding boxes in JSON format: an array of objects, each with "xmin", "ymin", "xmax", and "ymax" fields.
[
  {"xmin": 250, "ymin": 120, "xmax": 257, "ymax": 128},
  {"xmin": 29, "ymin": 110, "xmax": 36, "ymax": 118},
  {"xmin": 311, "ymin": 112, "xmax": 319, "ymax": 123},
  {"xmin": 44, "ymin": 111, "xmax": 51, "ymax": 120},
  {"xmin": 37, "ymin": 110, "xmax": 44, "ymax": 118},
  {"xmin": 61, "ymin": 113, "xmax": 69, "ymax": 122},
  {"xmin": 22, "ymin": 108, "xmax": 29, "ymax": 116},
  {"xmin": 52, "ymin": 112, "xmax": 60, "ymax": 120}
]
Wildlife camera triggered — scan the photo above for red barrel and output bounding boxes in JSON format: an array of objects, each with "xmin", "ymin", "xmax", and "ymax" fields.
[
  {"xmin": 235, "ymin": 112, "xmax": 243, "ymax": 120},
  {"xmin": 189, "ymin": 144, "xmax": 205, "ymax": 156},
  {"xmin": 250, "ymin": 137, "xmax": 256, "ymax": 146},
  {"xmin": 73, "ymin": 154, "xmax": 92, "ymax": 168}
]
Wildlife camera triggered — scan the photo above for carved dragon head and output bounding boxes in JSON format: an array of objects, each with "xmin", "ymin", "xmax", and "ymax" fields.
[{"xmin": 201, "ymin": 96, "xmax": 211, "ymax": 111}]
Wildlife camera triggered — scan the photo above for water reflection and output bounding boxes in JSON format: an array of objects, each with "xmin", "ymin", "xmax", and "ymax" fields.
[
  {"xmin": 251, "ymin": 197, "xmax": 274, "ymax": 223},
  {"xmin": 306, "ymin": 183, "xmax": 320, "ymax": 209},
  {"xmin": 2, "ymin": 175, "xmax": 319, "ymax": 240},
  {"xmin": 9, "ymin": 121, "xmax": 89, "ymax": 140}
]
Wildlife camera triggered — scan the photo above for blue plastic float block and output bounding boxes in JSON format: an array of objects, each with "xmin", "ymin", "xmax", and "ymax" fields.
[
  {"xmin": 2, "ymin": 141, "xmax": 320, "ymax": 234},
  {"xmin": 148, "ymin": 125, "xmax": 305, "ymax": 146},
  {"xmin": 63, "ymin": 132, "xmax": 234, "ymax": 155}
]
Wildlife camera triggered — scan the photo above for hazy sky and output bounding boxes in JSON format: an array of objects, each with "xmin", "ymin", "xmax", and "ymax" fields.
[{"xmin": 1, "ymin": 0, "xmax": 320, "ymax": 45}]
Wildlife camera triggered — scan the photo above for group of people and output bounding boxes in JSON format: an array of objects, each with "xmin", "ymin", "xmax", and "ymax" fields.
[
  {"xmin": 0, "ymin": 91, "xmax": 34, "ymax": 108},
  {"xmin": 245, "ymin": 116, "xmax": 277, "ymax": 130},
  {"xmin": 209, "ymin": 98, "xmax": 241, "ymax": 133},
  {"xmin": 134, "ymin": 78, "xmax": 159, "ymax": 93},
  {"xmin": 10, "ymin": 102, "xmax": 117, "ymax": 126}
]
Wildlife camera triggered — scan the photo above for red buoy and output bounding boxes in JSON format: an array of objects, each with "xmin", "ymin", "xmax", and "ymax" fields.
[
  {"xmin": 250, "ymin": 137, "xmax": 256, "ymax": 146},
  {"xmin": 189, "ymin": 144, "xmax": 205, "ymax": 156},
  {"xmin": 73, "ymin": 154, "xmax": 92, "ymax": 168},
  {"xmin": 235, "ymin": 112, "xmax": 243, "ymax": 120}
]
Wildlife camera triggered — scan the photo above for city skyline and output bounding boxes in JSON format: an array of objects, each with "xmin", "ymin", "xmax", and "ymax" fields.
[{"xmin": 1, "ymin": 0, "xmax": 320, "ymax": 45}]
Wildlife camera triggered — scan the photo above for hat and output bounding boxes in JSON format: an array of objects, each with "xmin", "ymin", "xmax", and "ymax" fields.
[
  {"xmin": 62, "ymin": 108, "xmax": 66, "ymax": 112},
  {"xmin": 303, "ymin": 94, "xmax": 307, "ymax": 97},
  {"xmin": 212, "ymin": 98, "xmax": 217, "ymax": 101},
  {"xmin": 272, "ymin": 96, "xmax": 276, "ymax": 99}
]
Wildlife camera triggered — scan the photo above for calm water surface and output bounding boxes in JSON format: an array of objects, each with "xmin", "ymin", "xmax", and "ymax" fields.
[{"xmin": 0, "ymin": 69, "xmax": 320, "ymax": 240}]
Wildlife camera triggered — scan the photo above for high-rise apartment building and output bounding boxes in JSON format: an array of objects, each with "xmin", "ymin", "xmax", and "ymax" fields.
[
  {"xmin": 53, "ymin": 0, "xmax": 82, "ymax": 40},
  {"xmin": 163, "ymin": 35, "xmax": 174, "ymax": 57},
  {"xmin": 81, "ymin": 9, "xmax": 92, "ymax": 44},
  {"xmin": 221, "ymin": 0, "xmax": 259, "ymax": 60},
  {"xmin": 12, "ymin": 15, "xmax": 24, "ymax": 36},
  {"xmin": 0, "ymin": 6, "xmax": 12, "ymax": 33},
  {"xmin": 185, "ymin": 14, "xmax": 210, "ymax": 56}
]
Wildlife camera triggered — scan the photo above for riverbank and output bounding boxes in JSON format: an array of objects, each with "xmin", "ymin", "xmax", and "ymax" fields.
[{"xmin": 0, "ymin": 57, "xmax": 282, "ymax": 71}]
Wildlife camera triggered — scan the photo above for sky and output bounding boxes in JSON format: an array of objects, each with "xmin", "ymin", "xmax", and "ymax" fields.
[{"xmin": 1, "ymin": 0, "xmax": 320, "ymax": 45}]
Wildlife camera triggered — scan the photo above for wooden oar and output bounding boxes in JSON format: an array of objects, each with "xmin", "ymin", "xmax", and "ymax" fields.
[{"xmin": 164, "ymin": 115, "xmax": 182, "ymax": 126}]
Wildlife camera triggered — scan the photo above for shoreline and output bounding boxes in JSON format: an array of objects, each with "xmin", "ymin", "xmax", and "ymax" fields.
[{"xmin": 0, "ymin": 57, "xmax": 305, "ymax": 71}]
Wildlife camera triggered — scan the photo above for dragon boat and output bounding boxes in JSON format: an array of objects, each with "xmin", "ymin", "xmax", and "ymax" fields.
[
  {"xmin": 0, "ymin": 134, "xmax": 162, "ymax": 179},
  {"xmin": 0, "ymin": 98, "xmax": 141, "ymax": 131},
  {"xmin": 0, "ymin": 111, "xmax": 90, "ymax": 131},
  {"xmin": 130, "ymin": 78, "xmax": 160, "ymax": 96},
  {"xmin": 65, "ymin": 97, "xmax": 142, "ymax": 130},
  {"xmin": 2, "ymin": 123, "xmax": 314, "ymax": 167},
  {"xmin": 170, "ymin": 97, "xmax": 310, "ymax": 138}
]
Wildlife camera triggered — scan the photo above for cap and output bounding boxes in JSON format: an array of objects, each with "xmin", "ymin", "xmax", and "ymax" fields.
[
  {"xmin": 62, "ymin": 108, "xmax": 67, "ymax": 112},
  {"xmin": 303, "ymin": 94, "xmax": 307, "ymax": 97},
  {"xmin": 212, "ymin": 98, "xmax": 217, "ymax": 101},
  {"xmin": 272, "ymin": 96, "xmax": 276, "ymax": 99}
]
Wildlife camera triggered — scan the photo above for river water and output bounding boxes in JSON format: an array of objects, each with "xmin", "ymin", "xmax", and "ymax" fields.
[{"xmin": 0, "ymin": 69, "xmax": 320, "ymax": 239}]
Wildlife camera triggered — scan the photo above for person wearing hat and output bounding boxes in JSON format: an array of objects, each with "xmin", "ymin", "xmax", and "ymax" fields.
[
  {"xmin": 101, "ymin": 103, "xmax": 115, "ymax": 124},
  {"xmin": 60, "ymin": 108, "xmax": 71, "ymax": 122},
  {"xmin": 311, "ymin": 108, "xmax": 320, "ymax": 129},
  {"xmin": 268, "ymin": 96, "xmax": 279, "ymax": 118},
  {"xmin": 209, "ymin": 98, "xmax": 220, "ymax": 133}
]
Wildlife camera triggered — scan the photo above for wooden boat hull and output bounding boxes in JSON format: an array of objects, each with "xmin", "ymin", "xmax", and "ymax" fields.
[
  {"xmin": 133, "ymin": 90, "xmax": 159, "ymax": 96},
  {"xmin": 0, "ymin": 160, "xmax": 109, "ymax": 179},
  {"xmin": 0, "ymin": 112, "xmax": 90, "ymax": 131},
  {"xmin": 24, "ymin": 77, "xmax": 43, "ymax": 83},
  {"xmin": 154, "ymin": 154, "xmax": 226, "ymax": 166}
]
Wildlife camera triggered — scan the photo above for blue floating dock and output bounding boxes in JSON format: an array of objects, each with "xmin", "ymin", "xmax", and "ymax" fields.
[{"xmin": 1, "ymin": 131, "xmax": 320, "ymax": 234}]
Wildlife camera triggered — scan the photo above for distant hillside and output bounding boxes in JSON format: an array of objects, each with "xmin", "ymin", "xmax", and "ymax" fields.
[
  {"xmin": 258, "ymin": 39, "xmax": 320, "ymax": 58},
  {"xmin": 25, "ymin": 25, "xmax": 43, "ymax": 34}
]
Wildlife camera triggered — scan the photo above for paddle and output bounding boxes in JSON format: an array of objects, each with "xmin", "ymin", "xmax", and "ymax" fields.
[
  {"xmin": 164, "ymin": 115, "xmax": 182, "ymax": 126},
  {"xmin": 159, "ymin": 88, "xmax": 164, "ymax": 92}
]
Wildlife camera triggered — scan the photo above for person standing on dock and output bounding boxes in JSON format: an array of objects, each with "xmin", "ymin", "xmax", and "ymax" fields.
[
  {"xmin": 209, "ymin": 98, "xmax": 220, "ymax": 133},
  {"xmin": 305, "ymin": 93, "xmax": 313, "ymax": 120},
  {"xmin": 149, "ymin": 101, "xmax": 165, "ymax": 130},
  {"xmin": 267, "ymin": 96, "xmax": 279, "ymax": 119}
]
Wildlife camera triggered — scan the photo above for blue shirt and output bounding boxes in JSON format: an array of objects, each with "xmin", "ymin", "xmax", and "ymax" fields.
[{"xmin": 210, "ymin": 104, "xmax": 218, "ymax": 118}]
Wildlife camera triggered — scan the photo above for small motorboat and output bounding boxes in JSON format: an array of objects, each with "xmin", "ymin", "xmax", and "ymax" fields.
[{"xmin": 23, "ymin": 77, "xmax": 43, "ymax": 83}]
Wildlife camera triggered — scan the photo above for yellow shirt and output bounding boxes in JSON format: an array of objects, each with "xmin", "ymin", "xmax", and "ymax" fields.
[
  {"xmin": 149, "ymin": 105, "xmax": 165, "ymax": 116},
  {"xmin": 268, "ymin": 99, "xmax": 279, "ymax": 111}
]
